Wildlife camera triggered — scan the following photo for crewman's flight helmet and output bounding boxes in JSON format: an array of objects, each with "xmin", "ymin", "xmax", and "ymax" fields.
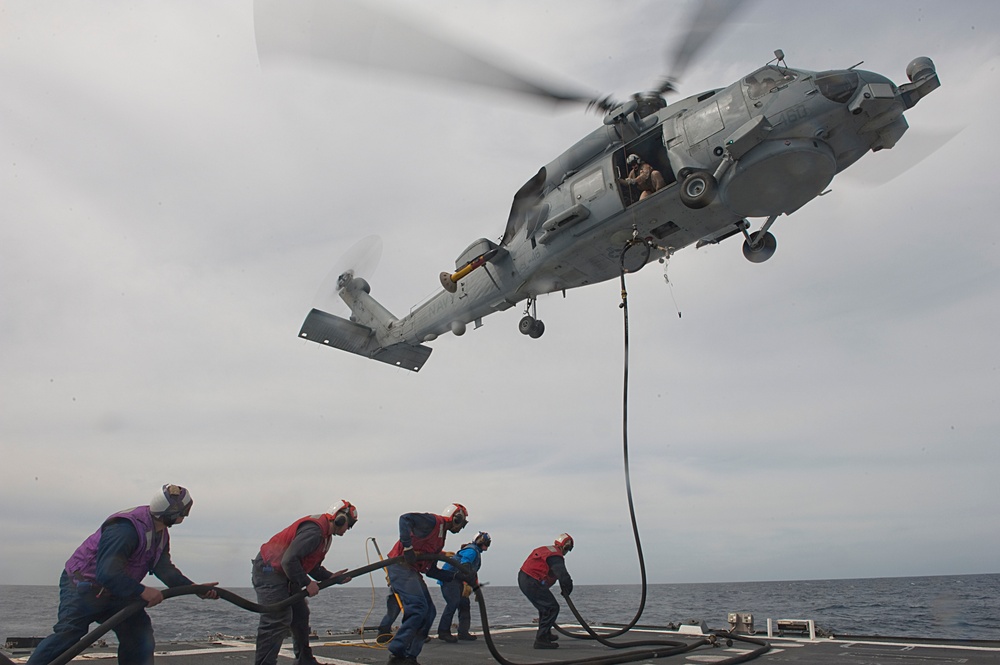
[
  {"xmin": 442, "ymin": 503, "xmax": 468, "ymax": 529},
  {"xmin": 329, "ymin": 499, "xmax": 359, "ymax": 529},
  {"xmin": 150, "ymin": 484, "xmax": 193, "ymax": 526},
  {"xmin": 554, "ymin": 533, "xmax": 574, "ymax": 553},
  {"xmin": 474, "ymin": 531, "xmax": 492, "ymax": 550}
]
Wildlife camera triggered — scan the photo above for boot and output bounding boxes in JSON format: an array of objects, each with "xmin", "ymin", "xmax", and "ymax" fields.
[
  {"xmin": 457, "ymin": 632, "xmax": 477, "ymax": 641},
  {"xmin": 438, "ymin": 630, "xmax": 458, "ymax": 643},
  {"xmin": 293, "ymin": 644, "xmax": 320, "ymax": 665},
  {"xmin": 533, "ymin": 638, "xmax": 559, "ymax": 649}
]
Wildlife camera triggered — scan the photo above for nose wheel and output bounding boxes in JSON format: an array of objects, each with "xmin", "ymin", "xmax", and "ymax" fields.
[{"xmin": 518, "ymin": 300, "xmax": 545, "ymax": 338}]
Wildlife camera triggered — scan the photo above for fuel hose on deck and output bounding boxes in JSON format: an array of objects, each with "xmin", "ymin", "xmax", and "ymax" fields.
[{"xmin": 45, "ymin": 553, "xmax": 470, "ymax": 665}]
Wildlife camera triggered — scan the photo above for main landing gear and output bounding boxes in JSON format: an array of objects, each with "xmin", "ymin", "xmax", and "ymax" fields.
[
  {"xmin": 740, "ymin": 214, "xmax": 779, "ymax": 263},
  {"xmin": 519, "ymin": 299, "xmax": 545, "ymax": 339},
  {"xmin": 678, "ymin": 169, "xmax": 718, "ymax": 210}
]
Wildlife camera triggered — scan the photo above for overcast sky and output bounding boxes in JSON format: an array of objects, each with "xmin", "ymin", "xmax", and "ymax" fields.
[{"xmin": 2, "ymin": 0, "xmax": 998, "ymax": 594}]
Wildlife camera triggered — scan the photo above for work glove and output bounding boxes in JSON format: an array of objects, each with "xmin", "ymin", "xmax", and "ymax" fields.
[
  {"xmin": 403, "ymin": 547, "xmax": 417, "ymax": 566},
  {"xmin": 560, "ymin": 581, "xmax": 573, "ymax": 597},
  {"xmin": 330, "ymin": 568, "xmax": 352, "ymax": 585}
]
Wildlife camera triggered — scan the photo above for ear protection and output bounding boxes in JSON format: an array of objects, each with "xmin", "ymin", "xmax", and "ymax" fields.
[
  {"xmin": 329, "ymin": 499, "xmax": 357, "ymax": 528},
  {"xmin": 150, "ymin": 484, "xmax": 193, "ymax": 525},
  {"xmin": 443, "ymin": 503, "xmax": 468, "ymax": 526}
]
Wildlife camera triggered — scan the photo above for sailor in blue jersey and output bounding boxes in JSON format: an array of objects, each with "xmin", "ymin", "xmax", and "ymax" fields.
[{"xmin": 436, "ymin": 531, "xmax": 490, "ymax": 642}]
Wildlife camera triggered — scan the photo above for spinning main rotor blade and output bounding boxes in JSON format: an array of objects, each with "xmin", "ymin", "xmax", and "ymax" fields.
[
  {"xmin": 844, "ymin": 127, "xmax": 964, "ymax": 187},
  {"xmin": 657, "ymin": 0, "xmax": 750, "ymax": 93},
  {"xmin": 254, "ymin": 0, "xmax": 595, "ymax": 106}
]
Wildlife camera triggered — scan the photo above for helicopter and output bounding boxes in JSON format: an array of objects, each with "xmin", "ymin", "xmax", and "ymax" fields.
[{"xmin": 255, "ymin": 1, "xmax": 941, "ymax": 372}]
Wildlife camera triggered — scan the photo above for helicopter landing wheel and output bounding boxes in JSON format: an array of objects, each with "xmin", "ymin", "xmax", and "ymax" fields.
[
  {"xmin": 742, "ymin": 230, "xmax": 777, "ymax": 263},
  {"xmin": 679, "ymin": 170, "xmax": 717, "ymax": 209},
  {"xmin": 519, "ymin": 315, "xmax": 536, "ymax": 335},
  {"xmin": 528, "ymin": 320, "xmax": 545, "ymax": 339}
]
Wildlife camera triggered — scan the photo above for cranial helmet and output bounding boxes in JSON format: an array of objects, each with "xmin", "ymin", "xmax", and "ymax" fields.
[
  {"xmin": 329, "ymin": 499, "xmax": 358, "ymax": 528},
  {"xmin": 554, "ymin": 533, "xmax": 574, "ymax": 553},
  {"xmin": 474, "ymin": 531, "xmax": 491, "ymax": 550},
  {"xmin": 442, "ymin": 503, "xmax": 468, "ymax": 527},
  {"xmin": 627, "ymin": 153, "xmax": 641, "ymax": 166},
  {"xmin": 150, "ymin": 484, "xmax": 193, "ymax": 525}
]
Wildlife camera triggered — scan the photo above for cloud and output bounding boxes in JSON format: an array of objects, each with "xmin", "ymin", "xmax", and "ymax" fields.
[{"xmin": 2, "ymin": 0, "xmax": 999, "ymax": 590}]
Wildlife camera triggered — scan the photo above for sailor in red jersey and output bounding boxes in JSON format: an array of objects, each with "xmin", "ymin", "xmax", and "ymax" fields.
[
  {"xmin": 385, "ymin": 503, "xmax": 470, "ymax": 664},
  {"xmin": 252, "ymin": 500, "xmax": 357, "ymax": 665},
  {"xmin": 518, "ymin": 533, "xmax": 574, "ymax": 649}
]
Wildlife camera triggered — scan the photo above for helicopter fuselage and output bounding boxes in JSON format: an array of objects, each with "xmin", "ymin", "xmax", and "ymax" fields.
[{"xmin": 299, "ymin": 56, "xmax": 939, "ymax": 370}]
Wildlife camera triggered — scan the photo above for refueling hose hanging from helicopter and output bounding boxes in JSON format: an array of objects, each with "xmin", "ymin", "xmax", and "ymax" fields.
[
  {"xmin": 618, "ymin": 225, "xmax": 681, "ymax": 317},
  {"xmin": 537, "ymin": 226, "xmax": 654, "ymax": 645}
]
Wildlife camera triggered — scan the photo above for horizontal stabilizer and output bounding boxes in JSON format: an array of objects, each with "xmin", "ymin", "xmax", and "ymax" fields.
[{"xmin": 298, "ymin": 308, "xmax": 432, "ymax": 372}]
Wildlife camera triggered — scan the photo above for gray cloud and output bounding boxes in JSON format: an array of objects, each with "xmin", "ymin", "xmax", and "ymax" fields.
[{"xmin": 2, "ymin": 0, "xmax": 998, "ymax": 588}]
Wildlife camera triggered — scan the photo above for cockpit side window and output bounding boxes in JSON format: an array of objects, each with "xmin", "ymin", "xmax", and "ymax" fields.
[
  {"xmin": 814, "ymin": 70, "xmax": 860, "ymax": 104},
  {"xmin": 744, "ymin": 66, "xmax": 797, "ymax": 100}
]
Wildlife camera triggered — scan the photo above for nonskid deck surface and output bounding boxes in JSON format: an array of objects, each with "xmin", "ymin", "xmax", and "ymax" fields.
[{"xmin": 6, "ymin": 626, "xmax": 1000, "ymax": 664}]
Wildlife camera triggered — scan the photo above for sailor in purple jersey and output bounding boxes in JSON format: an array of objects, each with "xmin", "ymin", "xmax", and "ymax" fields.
[{"xmin": 28, "ymin": 484, "xmax": 218, "ymax": 665}]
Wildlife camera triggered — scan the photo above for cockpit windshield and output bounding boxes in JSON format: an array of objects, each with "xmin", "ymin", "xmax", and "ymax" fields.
[
  {"xmin": 743, "ymin": 66, "xmax": 797, "ymax": 100},
  {"xmin": 814, "ymin": 70, "xmax": 860, "ymax": 103}
]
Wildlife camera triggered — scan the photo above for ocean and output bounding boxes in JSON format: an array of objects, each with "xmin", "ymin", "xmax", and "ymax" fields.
[{"xmin": 2, "ymin": 573, "xmax": 998, "ymax": 645}]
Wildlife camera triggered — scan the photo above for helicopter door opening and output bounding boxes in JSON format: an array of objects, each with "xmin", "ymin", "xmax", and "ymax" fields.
[{"xmin": 616, "ymin": 133, "xmax": 676, "ymax": 207}]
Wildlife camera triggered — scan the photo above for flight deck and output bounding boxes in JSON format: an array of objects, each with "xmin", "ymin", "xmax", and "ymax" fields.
[{"xmin": 7, "ymin": 624, "xmax": 1000, "ymax": 665}]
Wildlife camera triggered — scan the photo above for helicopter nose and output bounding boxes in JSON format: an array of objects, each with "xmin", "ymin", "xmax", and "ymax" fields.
[{"xmin": 901, "ymin": 56, "xmax": 940, "ymax": 109}]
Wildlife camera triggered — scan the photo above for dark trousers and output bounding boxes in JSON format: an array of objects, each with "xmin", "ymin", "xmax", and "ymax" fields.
[
  {"xmin": 437, "ymin": 579, "xmax": 471, "ymax": 635},
  {"xmin": 518, "ymin": 570, "xmax": 559, "ymax": 640},
  {"xmin": 252, "ymin": 559, "xmax": 315, "ymax": 665},
  {"xmin": 378, "ymin": 590, "xmax": 402, "ymax": 635},
  {"xmin": 386, "ymin": 564, "xmax": 436, "ymax": 660},
  {"xmin": 28, "ymin": 571, "xmax": 155, "ymax": 665}
]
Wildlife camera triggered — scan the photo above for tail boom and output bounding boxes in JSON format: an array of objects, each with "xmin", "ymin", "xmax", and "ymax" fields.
[{"xmin": 298, "ymin": 308, "xmax": 431, "ymax": 372}]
